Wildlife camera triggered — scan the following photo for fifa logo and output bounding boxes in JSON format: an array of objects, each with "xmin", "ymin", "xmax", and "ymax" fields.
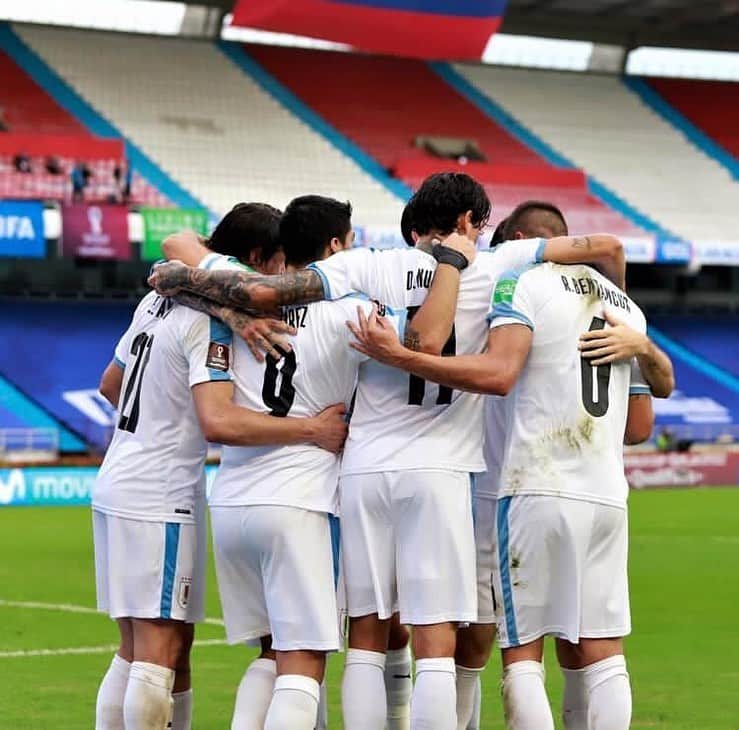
[{"xmin": 87, "ymin": 206, "xmax": 104, "ymax": 235}]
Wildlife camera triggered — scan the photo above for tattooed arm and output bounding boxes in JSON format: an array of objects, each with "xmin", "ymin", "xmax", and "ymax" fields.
[
  {"xmin": 173, "ymin": 292, "xmax": 296, "ymax": 362},
  {"xmin": 149, "ymin": 261, "xmax": 325, "ymax": 311},
  {"xmin": 540, "ymin": 234, "xmax": 626, "ymax": 289}
]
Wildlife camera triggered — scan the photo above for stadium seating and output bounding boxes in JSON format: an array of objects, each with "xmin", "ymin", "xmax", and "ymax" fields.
[
  {"xmin": 0, "ymin": 46, "xmax": 168, "ymax": 206},
  {"xmin": 453, "ymin": 64, "xmax": 739, "ymax": 243},
  {"xmin": 647, "ymin": 78, "xmax": 739, "ymax": 159},
  {"xmin": 0, "ymin": 300, "xmax": 135, "ymax": 451},
  {"xmin": 248, "ymin": 44, "xmax": 647, "ymax": 236},
  {"xmin": 14, "ymin": 25, "xmax": 404, "ymax": 224},
  {"xmin": 651, "ymin": 315, "xmax": 739, "ymax": 377}
]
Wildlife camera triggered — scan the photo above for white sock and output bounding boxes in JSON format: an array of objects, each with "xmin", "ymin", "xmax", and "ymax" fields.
[
  {"xmin": 95, "ymin": 654, "xmax": 130, "ymax": 730},
  {"xmin": 342, "ymin": 648, "xmax": 387, "ymax": 730},
  {"xmin": 231, "ymin": 657, "xmax": 277, "ymax": 730},
  {"xmin": 171, "ymin": 689, "xmax": 192, "ymax": 730},
  {"xmin": 123, "ymin": 661, "xmax": 175, "ymax": 730},
  {"xmin": 561, "ymin": 667, "xmax": 588, "ymax": 730},
  {"xmin": 467, "ymin": 676, "xmax": 481, "ymax": 730},
  {"xmin": 456, "ymin": 665, "xmax": 483, "ymax": 730},
  {"xmin": 316, "ymin": 680, "xmax": 328, "ymax": 729},
  {"xmin": 264, "ymin": 674, "xmax": 320, "ymax": 730},
  {"xmin": 501, "ymin": 661, "xmax": 554, "ymax": 730},
  {"xmin": 386, "ymin": 646, "xmax": 412, "ymax": 730},
  {"xmin": 411, "ymin": 657, "xmax": 457, "ymax": 730},
  {"xmin": 584, "ymin": 655, "xmax": 632, "ymax": 730}
]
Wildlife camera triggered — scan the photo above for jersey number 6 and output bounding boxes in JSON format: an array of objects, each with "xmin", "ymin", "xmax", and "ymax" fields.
[{"xmin": 580, "ymin": 316, "xmax": 611, "ymax": 417}]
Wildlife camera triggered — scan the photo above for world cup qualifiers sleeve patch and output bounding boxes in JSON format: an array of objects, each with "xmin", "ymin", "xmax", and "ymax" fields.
[
  {"xmin": 493, "ymin": 277, "xmax": 516, "ymax": 306},
  {"xmin": 206, "ymin": 341, "xmax": 230, "ymax": 372}
]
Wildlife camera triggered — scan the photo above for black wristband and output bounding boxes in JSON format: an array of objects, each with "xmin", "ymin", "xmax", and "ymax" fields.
[{"xmin": 432, "ymin": 244, "xmax": 469, "ymax": 271}]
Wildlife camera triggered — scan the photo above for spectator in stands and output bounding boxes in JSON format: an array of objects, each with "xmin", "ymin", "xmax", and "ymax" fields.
[
  {"xmin": 13, "ymin": 153, "xmax": 32, "ymax": 174},
  {"xmin": 71, "ymin": 161, "xmax": 90, "ymax": 202},
  {"xmin": 45, "ymin": 156, "xmax": 62, "ymax": 175},
  {"xmin": 113, "ymin": 159, "xmax": 132, "ymax": 204}
]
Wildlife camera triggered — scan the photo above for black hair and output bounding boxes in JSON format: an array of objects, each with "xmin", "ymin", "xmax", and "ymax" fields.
[
  {"xmin": 490, "ymin": 216, "xmax": 509, "ymax": 247},
  {"xmin": 502, "ymin": 200, "xmax": 568, "ymax": 240},
  {"xmin": 208, "ymin": 202, "xmax": 282, "ymax": 262},
  {"xmin": 280, "ymin": 195, "xmax": 353, "ymax": 267},
  {"xmin": 400, "ymin": 199, "xmax": 415, "ymax": 247},
  {"xmin": 410, "ymin": 172, "xmax": 491, "ymax": 237}
]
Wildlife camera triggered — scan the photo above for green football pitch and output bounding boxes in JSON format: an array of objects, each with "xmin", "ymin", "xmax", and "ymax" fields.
[{"xmin": 1, "ymin": 487, "xmax": 737, "ymax": 729}]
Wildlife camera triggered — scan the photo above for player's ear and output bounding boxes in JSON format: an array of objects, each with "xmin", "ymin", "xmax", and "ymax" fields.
[
  {"xmin": 247, "ymin": 248, "xmax": 262, "ymax": 267},
  {"xmin": 457, "ymin": 210, "xmax": 474, "ymax": 237},
  {"xmin": 328, "ymin": 237, "xmax": 343, "ymax": 255}
]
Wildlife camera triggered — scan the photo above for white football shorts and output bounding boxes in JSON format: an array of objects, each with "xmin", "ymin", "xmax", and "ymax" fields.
[
  {"xmin": 92, "ymin": 504, "xmax": 206, "ymax": 623},
  {"xmin": 210, "ymin": 505, "xmax": 341, "ymax": 652},
  {"xmin": 473, "ymin": 493, "xmax": 497, "ymax": 625},
  {"xmin": 493, "ymin": 495, "xmax": 630, "ymax": 648},
  {"xmin": 340, "ymin": 470, "xmax": 477, "ymax": 625}
]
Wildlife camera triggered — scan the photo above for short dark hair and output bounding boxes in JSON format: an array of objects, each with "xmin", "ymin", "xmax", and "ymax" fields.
[
  {"xmin": 410, "ymin": 172, "xmax": 491, "ymax": 237},
  {"xmin": 502, "ymin": 200, "xmax": 568, "ymax": 240},
  {"xmin": 280, "ymin": 195, "xmax": 353, "ymax": 267},
  {"xmin": 208, "ymin": 202, "xmax": 282, "ymax": 262},
  {"xmin": 490, "ymin": 216, "xmax": 509, "ymax": 247},
  {"xmin": 400, "ymin": 199, "xmax": 415, "ymax": 247}
]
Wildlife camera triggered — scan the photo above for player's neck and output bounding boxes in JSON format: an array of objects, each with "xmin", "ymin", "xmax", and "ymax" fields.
[{"xmin": 415, "ymin": 236, "xmax": 436, "ymax": 255}]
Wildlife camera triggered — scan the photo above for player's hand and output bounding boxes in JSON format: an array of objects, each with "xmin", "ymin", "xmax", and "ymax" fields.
[
  {"xmin": 439, "ymin": 231, "xmax": 477, "ymax": 265},
  {"xmin": 347, "ymin": 305, "xmax": 404, "ymax": 364},
  {"xmin": 310, "ymin": 404, "xmax": 348, "ymax": 454},
  {"xmin": 148, "ymin": 260, "xmax": 189, "ymax": 296},
  {"xmin": 223, "ymin": 309, "xmax": 297, "ymax": 362},
  {"xmin": 579, "ymin": 311, "xmax": 648, "ymax": 366}
]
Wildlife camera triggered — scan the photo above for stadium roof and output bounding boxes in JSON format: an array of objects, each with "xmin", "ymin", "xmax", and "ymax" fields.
[
  {"xmin": 194, "ymin": 0, "xmax": 739, "ymax": 52},
  {"xmin": 502, "ymin": 0, "xmax": 739, "ymax": 53}
]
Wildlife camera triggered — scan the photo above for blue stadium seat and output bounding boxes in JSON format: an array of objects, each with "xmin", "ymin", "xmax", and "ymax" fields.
[{"xmin": 0, "ymin": 300, "xmax": 135, "ymax": 451}]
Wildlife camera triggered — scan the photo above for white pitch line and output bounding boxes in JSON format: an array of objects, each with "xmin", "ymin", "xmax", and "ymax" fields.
[
  {"xmin": 0, "ymin": 638, "xmax": 228, "ymax": 659},
  {"xmin": 0, "ymin": 599, "xmax": 224, "ymax": 626}
]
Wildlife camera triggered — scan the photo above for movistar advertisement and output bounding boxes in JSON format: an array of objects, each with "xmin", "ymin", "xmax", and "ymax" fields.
[{"xmin": 0, "ymin": 466, "xmax": 219, "ymax": 507}]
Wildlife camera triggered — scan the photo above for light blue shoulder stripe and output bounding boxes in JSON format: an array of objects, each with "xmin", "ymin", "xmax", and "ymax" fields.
[
  {"xmin": 306, "ymin": 263, "xmax": 332, "ymax": 301},
  {"xmin": 488, "ymin": 303, "xmax": 534, "ymax": 329}
]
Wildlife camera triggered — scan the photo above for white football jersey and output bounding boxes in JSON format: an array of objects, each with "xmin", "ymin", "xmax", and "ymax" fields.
[
  {"xmin": 477, "ymin": 358, "xmax": 651, "ymax": 500},
  {"xmin": 94, "ymin": 300, "xmax": 233, "ymax": 523},
  {"xmin": 307, "ymin": 240, "xmax": 545, "ymax": 474},
  {"xmin": 488, "ymin": 262, "xmax": 647, "ymax": 508},
  {"xmin": 210, "ymin": 295, "xmax": 401, "ymax": 514}
]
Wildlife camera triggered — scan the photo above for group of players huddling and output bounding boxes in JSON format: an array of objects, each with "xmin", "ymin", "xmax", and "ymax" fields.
[{"xmin": 92, "ymin": 172, "xmax": 675, "ymax": 730}]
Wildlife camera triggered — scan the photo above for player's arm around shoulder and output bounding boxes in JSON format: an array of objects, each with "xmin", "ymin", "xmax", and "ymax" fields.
[
  {"xmin": 185, "ymin": 312, "xmax": 347, "ymax": 452},
  {"xmin": 540, "ymin": 233, "xmax": 625, "ymax": 289},
  {"xmin": 579, "ymin": 311, "xmax": 675, "ymax": 398},
  {"xmin": 346, "ymin": 266, "xmax": 536, "ymax": 396}
]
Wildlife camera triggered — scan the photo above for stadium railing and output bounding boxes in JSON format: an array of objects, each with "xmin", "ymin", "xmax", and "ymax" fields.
[{"xmin": 0, "ymin": 427, "xmax": 59, "ymax": 463}]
